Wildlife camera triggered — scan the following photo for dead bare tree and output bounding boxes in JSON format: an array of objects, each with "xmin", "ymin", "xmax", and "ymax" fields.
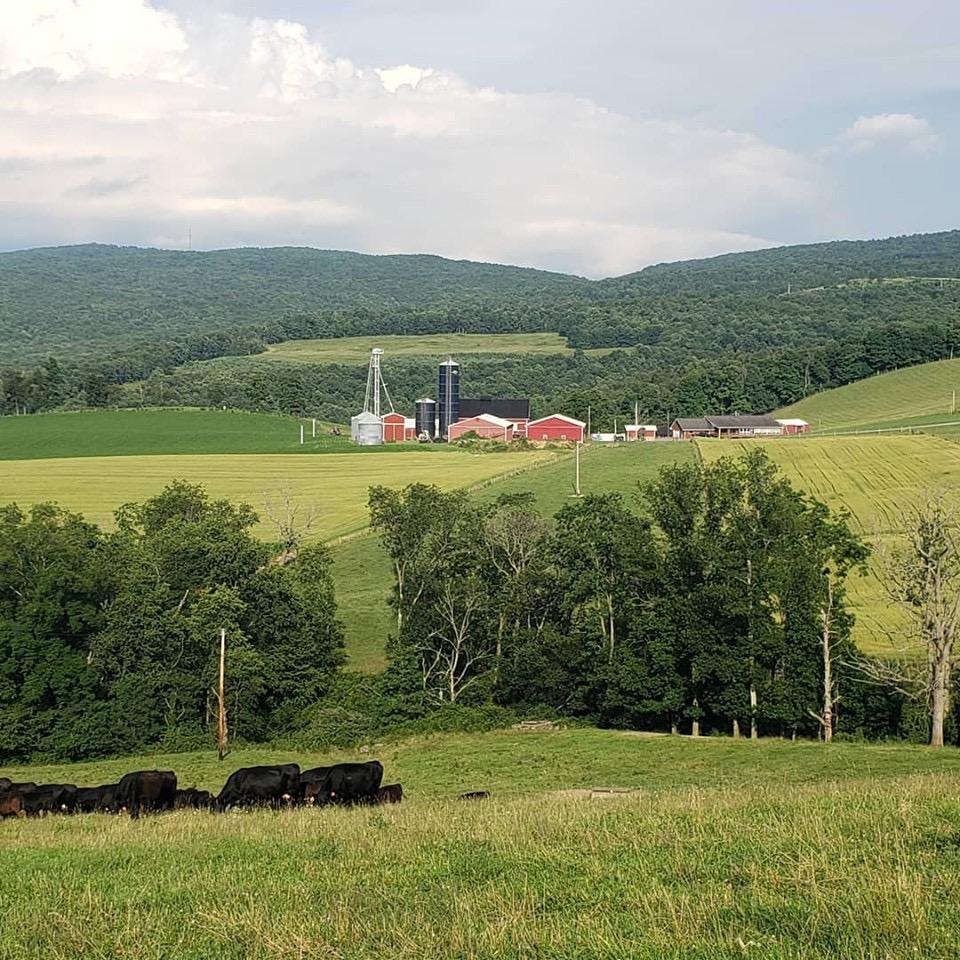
[
  {"xmin": 262, "ymin": 486, "xmax": 319, "ymax": 567},
  {"xmin": 418, "ymin": 577, "xmax": 493, "ymax": 703},
  {"xmin": 862, "ymin": 497, "xmax": 960, "ymax": 747}
]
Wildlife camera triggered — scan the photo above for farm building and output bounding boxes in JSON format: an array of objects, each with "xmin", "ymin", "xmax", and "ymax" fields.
[
  {"xmin": 624, "ymin": 423, "xmax": 658, "ymax": 441},
  {"xmin": 447, "ymin": 414, "xmax": 516, "ymax": 442},
  {"xmin": 670, "ymin": 415, "xmax": 784, "ymax": 439},
  {"xmin": 382, "ymin": 412, "xmax": 416, "ymax": 443},
  {"xmin": 776, "ymin": 418, "xmax": 811, "ymax": 435},
  {"xmin": 527, "ymin": 414, "xmax": 586, "ymax": 443}
]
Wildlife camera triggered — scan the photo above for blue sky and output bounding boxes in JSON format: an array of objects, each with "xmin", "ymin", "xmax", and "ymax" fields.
[{"xmin": 1, "ymin": 1, "xmax": 958, "ymax": 275}]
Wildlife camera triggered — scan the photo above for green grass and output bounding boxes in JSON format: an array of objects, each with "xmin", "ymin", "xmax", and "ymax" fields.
[
  {"xmin": 776, "ymin": 357, "xmax": 960, "ymax": 432},
  {"xmin": 0, "ymin": 408, "xmax": 359, "ymax": 460},
  {"xmin": 3, "ymin": 730, "xmax": 960, "ymax": 959},
  {"xmin": 698, "ymin": 435, "xmax": 960, "ymax": 654},
  {"xmin": 257, "ymin": 332, "xmax": 577, "ymax": 364},
  {"xmin": 0, "ymin": 449, "xmax": 557, "ymax": 540},
  {"xmin": 333, "ymin": 442, "xmax": 695, "ymax": 671}
]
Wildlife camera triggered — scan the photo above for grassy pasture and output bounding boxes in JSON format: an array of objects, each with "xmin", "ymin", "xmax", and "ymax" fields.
[
  {"xmin": 698, "ymin": 434, "xmax": 960, "ymax": 654},
  {"xmin": 2, "ymin": 730, "xmax": 960, "ymax": 959},
  {"xmin": 0, "ymin": 449, "xmax": 556, "ymax": 541},
  {"xmin": 333, "ymin": 441, "xmax": 695, "ymax": 671},
  {"xmin": 257, "ymin": 332, "xmax": 576, "ymax": 364},
  {"xmin": 776, "ymin": 357, "xmax": 960, "ymax": 432},
  {"xmin": 0, "ymin": 408, "xmax": 354, "ymax": 460}
]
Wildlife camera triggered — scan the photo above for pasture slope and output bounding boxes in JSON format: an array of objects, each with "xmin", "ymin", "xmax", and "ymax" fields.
[
  {"xmin": 0, "ymin": 408, "xmax": 350, "ymax": 459},
  {"xmin": 698, "ymin": 434, "xmax": 960, "ymax": 654},
  {"xmin": 776, "ymin": 357, "xmax": 960, "ymax": 434},
  {"xmin": 2, "ymin": 729, "xmax": 960, "ymax": 959}
]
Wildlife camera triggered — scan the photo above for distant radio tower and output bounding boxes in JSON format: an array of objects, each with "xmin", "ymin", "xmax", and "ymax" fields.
[{"xmin": 363, "ymin": 348, "xmax": 394, "ymax": 417}]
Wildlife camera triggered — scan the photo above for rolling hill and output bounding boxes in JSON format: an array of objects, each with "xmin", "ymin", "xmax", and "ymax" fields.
[
  {"xmin": 697, "ymin": 434, "xmax": 960, "ymax": 654},
  {"xmin": 776, "ymin": 357, "xmax": 960, "ymax": 433}
]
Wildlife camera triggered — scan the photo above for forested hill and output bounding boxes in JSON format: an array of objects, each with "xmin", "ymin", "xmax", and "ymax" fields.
[
  {"xmin": 4, "ymin": 230, "xmax": 960, "ymax": 364},
  {"xmin": 602, "ymin": 229, "xmax": 960, "ymax": 296},
  {"xmin": 0, "ymin": 244, "xmax": 589, "ymax": 363}
]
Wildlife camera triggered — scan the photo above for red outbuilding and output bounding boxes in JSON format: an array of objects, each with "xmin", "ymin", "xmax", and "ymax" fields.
[
  {"xmin": 447, "ymin": 414, "xmax": 516, "ymax": 442},
  {"xmin": 776, "ymin": 418, "xmax": 811, "ymax": 435},
  {"xmin": 382, "ymin": 412, "xmax": 406, "ymax": 443},
  {"xmin": 526, "ymin": 414, "xmax": 586, "ymax": 443}
]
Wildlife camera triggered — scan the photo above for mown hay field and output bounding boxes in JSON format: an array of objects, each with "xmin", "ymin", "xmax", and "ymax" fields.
[
  {"xmin": 776, "ymin": 357, "xmax": 960, "ymax": 432},
  {"xmin": 698, "ymin": 434, "xmax": 960, "ymax": 654},
  {"xmin": 2, "ymin": 730, "xmax": 960, "ymax": 959},
  {"xmin": 0, "ymin": 449, "xmax": 557, "ymax": 541}
]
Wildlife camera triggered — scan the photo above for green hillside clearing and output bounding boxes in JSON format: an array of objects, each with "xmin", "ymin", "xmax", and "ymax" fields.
[
  {"xmin": 2, "ymin": 730, "xmax": 959, "ymax": 959},
  {"xmin": 776, "ymin": 357, "xmax": 960, "ymax": 432},
  {"xmin": 698, "ymin": 434, "xmax": 960, "ymax": 653},
  {"xmin": 258, "ymin": 332, "xmax": 576, "ymax": 364},
  {"xmin": 0, "ymin": 449, "xmax": 556, "ymax": 541},
  {"xmin": 0, "ymin": 408, "xmax": 355, "ymax": 460}
]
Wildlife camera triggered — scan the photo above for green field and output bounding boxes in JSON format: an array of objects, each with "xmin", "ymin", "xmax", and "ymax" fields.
[
  {"xmin": 0, "ymin": 408, "xmax": 358, "ymax": 460},
  {"xmin": 0, "ymin": 449, "xmax": 557, "ymax": 541},
  {"xmin": 776, "ymin": 357, "xmax": 960, "ymax": 432},
  {"xmin": 698, "ymin": 434, "xmax": 960, "ymax": 653},
  {"xmin": 2, "ymin": 730, "xmax": 960, "ymax": 959},
  {"xmin": 257, "ymin": 332, "xmax": 576, "ymax": 364},
  {"xmin": 333, "ymin": 441, "xmax": 695, "ymax": 671}
]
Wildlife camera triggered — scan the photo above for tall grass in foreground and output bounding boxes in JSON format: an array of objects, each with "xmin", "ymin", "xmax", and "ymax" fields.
[
  {"xmin": 1, "ymin": 776, "xmax": 959, "ymax": 959},
  {"xmin": 3, "ymin": 732, "xmax": 960, "ymax": 958}
]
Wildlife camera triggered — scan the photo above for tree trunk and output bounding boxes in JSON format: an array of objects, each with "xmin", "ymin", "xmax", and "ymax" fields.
[
  {"xmin": 930, "ymin": 659, "xmax": 950, "ymax": 747},
  {"xmin": 749, "ymin": 682, "xmax": 758, "ymax": 740},
  {"xmin": 670, "ymin": 719, "xmax": 678, "ymax": 736},
  {"xmin": 691, "ymin": 698, "xmax": 700, "ymax": 737},
  {"xmin": 821, "ymin": 581, "xmax": 835, "ymax": 743},
  {"xmin": 732, "ymin": 718, "xmax": 740, "ymax": 739}
]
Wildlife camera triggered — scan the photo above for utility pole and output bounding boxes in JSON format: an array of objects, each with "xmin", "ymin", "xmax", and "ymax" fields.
[
  {"xmin": 299, "ymin": 424, "xmax": 304, "ymax": 445},
  {"xmin": 216, "ymin": 628, "xmax": 227, "ymax": 761},
  {"xmin": 574, "ymin": 440, "xmax": 582, "ymax": 496},
  {"xmin": 312, "ymin": 418, "xmax": 316, "ymax": 438},
  {"xmin": 587, "ymin": 405, "xmax": 591, "ymax": 438}
]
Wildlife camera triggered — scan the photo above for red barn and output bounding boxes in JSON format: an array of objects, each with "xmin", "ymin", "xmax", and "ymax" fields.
[
  {"xmin": 526, "ymin": 414, "xmax": 586, "ymax": 443},
  {"xmin": 382, "ymin": 412, "xmax": 407, "ymax": 443},
  {"xmin": 447, "ymin": 414, "xmax": 516, "ymax": 442},
  {"xmin": 625, "ymin": 423, "xmax": 658, "ymax": 441}
]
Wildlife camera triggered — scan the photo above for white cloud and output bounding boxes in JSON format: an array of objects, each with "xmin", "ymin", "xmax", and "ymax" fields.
[
  {"xmin": 840, "ymin": 113, "xmax": 938, "ymax": 153},
  {"xmin": 0, "ymin": 0, "xmax": 823, "ymax": 275}
]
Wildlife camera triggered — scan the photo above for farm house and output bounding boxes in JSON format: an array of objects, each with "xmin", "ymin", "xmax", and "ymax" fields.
[
  {"xmin": 447, "ymin": 413, "xmax": 516, "ymax": 442},
  {"xmin": 670, "ymin": 415, "xmax": 784, "ymax": 439},
  {"xmin": 526, "ymin": 414, "xmax": 586, "ymax": 443}
]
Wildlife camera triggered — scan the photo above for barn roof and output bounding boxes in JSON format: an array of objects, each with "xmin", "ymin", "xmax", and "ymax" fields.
[
  {"xmin": 452, "ymin": 413, "xmax": 514, "ymax": 428},
  {"xmin": 672, "ymin": 417, "xmax": 712, "ymax": 431},
  {"xmin": 527, "ymin": 413, "xmax": 587, "ymax": 428},
  {"xmin": 776, "ymin": 418, "xmax": 810, "ymax": 427}
]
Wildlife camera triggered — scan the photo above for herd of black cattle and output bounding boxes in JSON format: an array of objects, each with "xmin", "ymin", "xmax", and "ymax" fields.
[{"xmin": 0, "ymin": 760, "xmax": 408, "ymax": 819}]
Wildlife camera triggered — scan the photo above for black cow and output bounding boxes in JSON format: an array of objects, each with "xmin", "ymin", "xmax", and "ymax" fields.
[
  {"xmin": 0, "ymin": 777, "xmax": 11, "ymax": 792},
  {"xmin": 309, "ymin": 761, "xmax": 383, "ymax": 806},
  {"xmin": 375, "ymin": 783, "xmax": 403, "ymax": 804},
  {"xmin": 298, "ymin": 766, "xmax": 331, "ymax": 802},
  {"xmin": 74, "ymin": 784, "xmax": 119, "ymax": 814},
  {"xmin": 216, "ymin": 764, "xmax": 300, "ymax": 810},
  {"xmin": 18, "ymin": 784, "xmax": 77, "ymax": 815},
  {"xmin": 0, "ymin": 781, "xmax": 37, "ymax": 796},
  {"xmin": 116, "ymin": 770, "xmax": 177, "ymax": 819},
  {"xmin": 174, "ymin": 788, "xmax": 214, "ymax": 810},
  {"xmin": 458, "ymin": 790, "xmax": 490, "ymax": 800}
]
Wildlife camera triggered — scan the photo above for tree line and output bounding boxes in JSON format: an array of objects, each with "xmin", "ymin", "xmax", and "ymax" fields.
[{"xmin": 1, "ymin": 452, "xmax": 956, "ymax": 763}]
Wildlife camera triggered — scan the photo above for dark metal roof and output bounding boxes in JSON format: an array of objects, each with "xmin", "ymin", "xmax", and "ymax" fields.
[
  {"xmin": 706, "ymin": 415, "xmax": 781, "ymax": 429},
  {"xmin": 672, "ymin": 418, "xmax": 712, "ymax": 431},
  {"xmin": 460, "ymin": 397, "xmax": 530, "ymax": 421}
]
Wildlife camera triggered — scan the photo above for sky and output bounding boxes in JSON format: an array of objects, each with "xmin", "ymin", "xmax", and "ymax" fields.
[{"xmin": 1, "ymin": 1, "xmax": 958, "ymax": 276}]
